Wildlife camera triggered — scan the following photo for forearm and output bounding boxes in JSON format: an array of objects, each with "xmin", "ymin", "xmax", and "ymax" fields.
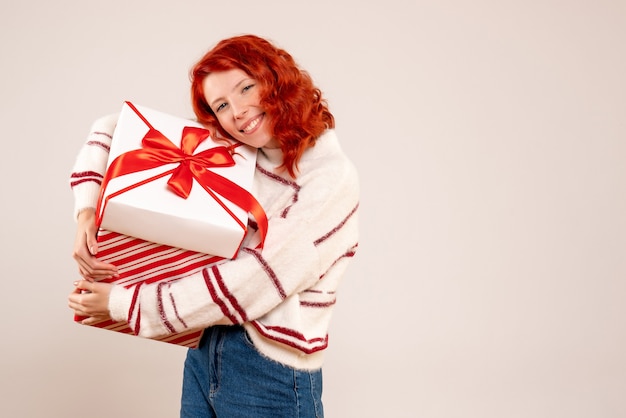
[
  {"xmin": 103, "ymin": 220, "xmax": 318, "ymax": 337},
  {"xmin": 69, "ymin": 113, "xmax": 118, "ymax": 219}
]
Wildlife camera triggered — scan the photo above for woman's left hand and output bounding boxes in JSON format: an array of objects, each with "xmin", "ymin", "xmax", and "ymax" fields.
[{"xmin": 68, "ymin": 280, "xmax": 113, "ymax": 325}]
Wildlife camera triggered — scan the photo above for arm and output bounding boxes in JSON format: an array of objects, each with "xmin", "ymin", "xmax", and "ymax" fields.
[{"xmin": 69, "ymin": 113, "xmax": 119, "ymax": 279}]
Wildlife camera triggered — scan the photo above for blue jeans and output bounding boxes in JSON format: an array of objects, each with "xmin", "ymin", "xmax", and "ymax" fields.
[{"xmin": 180, "ymin": 325, "xmax": 324, "ymax": 417}]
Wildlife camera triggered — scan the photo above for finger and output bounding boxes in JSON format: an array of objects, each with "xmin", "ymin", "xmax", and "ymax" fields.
[
  {"xmin": 75, "ymin": 257, "xmax": 118, "ymax": 279},
  {"xmin": 73, "ymin": 243, "xmax": 118, "ymax": 274},
  {"xmin": 68, "ymin": 301, "xmax": 87, "ymax": 317},
  {"xmin": 81, "ymin": 317, "xmax": 95, "ymax": 325},
  {"xmin": 72, "ymin": 242, "xmax": 95, "ymax": 265},
  {"xmin": 68, "ymin": 294, "xmax": 87, "ymax": 315},
  {"xmin": 81, "ymin": 316, "xmax": 106, "ymax": 326},
  {"xmin": 76, "ymin": 262, "xmax": 93, "ymax": 278},
  {"xmin": 85, "ymin": 227, "xmax": 99, "ymax": 256},
  {"xmin": 68, "ymin": 287, "xmax": 94, "ymax": 315},
  {"xmin": 79, "ymin": 268, "xmax": 115, "ymax": 282},
  {"xmin": 78, "ymin": 269, "xmax": 96, "ymax": 282},
  {"xmin": 73, "ymin": 254, "xmax": 98, "ymax": 276},
  {"xmin": 90, "ymin": 262, "xmax": 119, "ymax": 276},
  {"xmin": 78, "ymin": 267, "xmax": 110, "ymax": 281}
]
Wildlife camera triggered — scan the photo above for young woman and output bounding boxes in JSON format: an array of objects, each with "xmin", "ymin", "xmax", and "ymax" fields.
[{"xmin": 68, "ymin": 34, "xmax": 359, "ymax": 417}]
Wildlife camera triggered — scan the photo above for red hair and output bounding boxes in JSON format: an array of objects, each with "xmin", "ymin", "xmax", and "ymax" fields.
[{"xmin": 190, "ymin": 34, "xmax": 334, "ymax": 177}]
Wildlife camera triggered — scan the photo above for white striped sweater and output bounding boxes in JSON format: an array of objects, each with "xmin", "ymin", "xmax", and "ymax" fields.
[{"xmin": 69, "ymin": 114, "xmax": 360, "ymax": 369}]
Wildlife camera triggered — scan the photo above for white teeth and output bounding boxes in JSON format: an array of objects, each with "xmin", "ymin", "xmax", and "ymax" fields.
[{"xmin": 242, "ymin": 117, "xmax": 260, "ymax": 132}]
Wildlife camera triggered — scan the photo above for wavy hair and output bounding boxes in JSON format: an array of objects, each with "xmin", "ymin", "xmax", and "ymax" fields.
[{"xmin": 190, "ymin": 34, "xmax": 334, "ymax": 177}]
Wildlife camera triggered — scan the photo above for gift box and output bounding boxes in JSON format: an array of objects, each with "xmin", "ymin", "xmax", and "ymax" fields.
[
  {"xmin": 74, "ymin": 102, "xmax": 268, "ymax": 347},
  {"xmin": 97, "ymin": 101, "xmax": 266, "ymax": 259},
  {"xmin": 77, "ymin": 229, "xmax": 222, "ymax": 348}
]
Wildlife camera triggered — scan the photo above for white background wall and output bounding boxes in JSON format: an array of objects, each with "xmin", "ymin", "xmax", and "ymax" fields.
[{"xmin": 1, "ymin": 1, "xmax": 625, "ymax": 417}]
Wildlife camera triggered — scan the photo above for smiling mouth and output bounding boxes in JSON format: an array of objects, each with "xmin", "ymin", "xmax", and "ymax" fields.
[{"xmin": 240, "ymin": 114, "xmax": 263, "ymax": 133}]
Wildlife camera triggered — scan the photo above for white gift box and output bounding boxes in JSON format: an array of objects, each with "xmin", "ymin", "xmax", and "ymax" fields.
[{"xmin": 97, "ymin": 101, "xmax": 259, "ymax": 258}]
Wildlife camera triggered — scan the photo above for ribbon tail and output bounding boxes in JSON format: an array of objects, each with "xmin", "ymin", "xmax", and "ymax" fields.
[
  {"xmin": 167, "ymin": 164, "xmax": 193, "ymax": 198},
  {"xmin": 193, "ymin": 168, "xmax": 268, "ymax": 249}
]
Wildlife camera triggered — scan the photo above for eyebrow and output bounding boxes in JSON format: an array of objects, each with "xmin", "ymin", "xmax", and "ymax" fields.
[{"xmin": 208, "ymin": 78, "xmax": 251, "ymax": 109}]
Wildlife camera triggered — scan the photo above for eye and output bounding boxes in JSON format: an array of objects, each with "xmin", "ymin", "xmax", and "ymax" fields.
[
  {"xmin": 215, "ymin": 102, "xmax": 227, "ymax": 113},
  {"xmin": 242, "ymin": 83, "xmax": 254, "ymax": 93}
]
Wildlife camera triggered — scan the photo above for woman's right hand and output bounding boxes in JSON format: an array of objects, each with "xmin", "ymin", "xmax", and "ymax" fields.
[{"xmin": 72, "ymin": 208, "xmax": 118, "ymax": 280}]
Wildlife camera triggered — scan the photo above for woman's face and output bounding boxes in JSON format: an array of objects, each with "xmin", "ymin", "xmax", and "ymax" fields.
[{"xmin": 202, "ymin": 68, "xmax": 279, "ymax": 149}]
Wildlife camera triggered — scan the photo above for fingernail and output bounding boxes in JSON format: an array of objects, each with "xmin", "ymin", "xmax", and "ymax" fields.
[
  {"xmin": 73, "ymin": 281, "xmax": 78, "ymax": 286},
  {"xmin": 89, "ymin": 246, "xmax": 96, "ymax": 255}
]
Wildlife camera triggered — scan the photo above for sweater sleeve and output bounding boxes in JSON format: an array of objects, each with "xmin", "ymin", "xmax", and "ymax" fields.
[
  {"xmin": 69, "ymin": 113, "xmax": 118, "ymax": 220},
  {"xmin": 110, "ymin": 136, "xmax": 360, "ymax": 339}
]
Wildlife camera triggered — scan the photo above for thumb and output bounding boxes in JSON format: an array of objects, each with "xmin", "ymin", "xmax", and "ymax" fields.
[{"xmin": 85, "ymin": 223, "xmax": 99, "ymax": 256}]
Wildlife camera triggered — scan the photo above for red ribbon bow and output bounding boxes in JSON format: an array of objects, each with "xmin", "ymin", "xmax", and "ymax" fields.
[{"xmin": 100, "ymin": 126, "xmax": 236, "ymax": 199}]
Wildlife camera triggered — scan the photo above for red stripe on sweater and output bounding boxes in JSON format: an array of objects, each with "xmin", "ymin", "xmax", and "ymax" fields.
[
  {"xmin": 128, "ymin": 283, "xmax": 142, "ymax": 322},
  {"xmin": 263, "ymin": 324, "xmax": 325, "ymax": 343},
  {"xmin": 203, "ymin": 268, "xmax": 239, "ymax": 324},
  {"xmin": 314, "ymin": 202, "xmax": 359, "ymax": 246},
  {"xmin": 255, "ymin": 164, "xmax": 300, "ymax": 218},
  {"xmin": 91, "ymin": 131, "xmax": 113, "ymax": 140},
  {"xmin": 85, "ymin": 140, "xmax": 111, "ymax": 152},
  {"xmin": 303, "ymin": 289, "xmax": 336, "ymax": 294},
  {"xmin": 70, "ymin": 178, "xmax": 102, "ymax": 188},
  {"xmin": 241, "ymin": 248, "xmax": 286, "ymax": 299},
  {"xmin": 157, "ymin": 282, "xmax": 176, "ymax": 333},
  {"xmin": 70, "ymin": 170, "xmax": 104, "ymax": 179},
  {"xmin": 169, "ymin": 288, "xmax": 188, "ymax": 328},
  {"xmin": 130, "ymin": 284, "xmax": 142, "ymax": 335},
  {"xmin": 318, "ymin": 243, "xmax": 358, "ymax": 281},
  {"xmin": 212, "ymin": 265, "xmax": 248, "ymax": 322},
  {"xmin": 70, "ymin": 171, "xmax": 104, "ymax": 188},
  {"xmin": 251, "ymin": 321, "xmax": 329, "ymax": 354},
  {"xmin": 300, "ymin": 299, "xmax": 336, "ymax": 308},
  {"xmin": 134, "ymin": 308, "xmax": 141, "ymax": 335}
]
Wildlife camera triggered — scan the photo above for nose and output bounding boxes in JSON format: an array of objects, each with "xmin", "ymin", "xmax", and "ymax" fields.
[{"xmin": 230, "ymin": 101, "xmax": 248, "ymax": 119}]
